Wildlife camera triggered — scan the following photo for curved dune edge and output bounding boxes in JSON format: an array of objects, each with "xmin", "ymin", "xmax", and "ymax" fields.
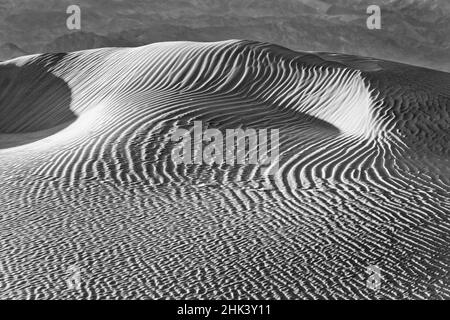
[
  {"xmin": 1, "ymin": 40, "xmax": 448, "ymax": 151},
  {"xmin": 0, "ymin": 41, "xmax": 387, "ymax": 144},
  {"xmin": 0, "ymin": 40, "xmax": 449, "ymax": 299}
]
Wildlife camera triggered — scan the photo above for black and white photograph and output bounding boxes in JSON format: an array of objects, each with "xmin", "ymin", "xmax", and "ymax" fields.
[{"xmin": 0, "ymin": 0, "xmax": 449, "ymax": 307}]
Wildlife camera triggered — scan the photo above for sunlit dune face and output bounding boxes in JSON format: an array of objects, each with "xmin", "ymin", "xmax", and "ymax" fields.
[{"xmin": 0, "ymin": 41, "xmax": 449, "ymax": 299}]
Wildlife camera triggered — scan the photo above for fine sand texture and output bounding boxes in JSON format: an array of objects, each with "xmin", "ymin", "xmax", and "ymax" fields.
[{"xmin": 0, "ymin": 40, "xmax": 449, "ymax": 299}]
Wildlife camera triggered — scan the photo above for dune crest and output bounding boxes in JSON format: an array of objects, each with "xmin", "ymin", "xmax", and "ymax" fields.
[{"xmin": 4, "ymin": 40, "xmax": 447, "ymax": 147}]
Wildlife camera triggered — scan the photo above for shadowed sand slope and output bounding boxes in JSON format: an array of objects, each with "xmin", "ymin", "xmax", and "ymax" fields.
[
  {"xmin": 0, "ymin": 53, "xmax": 75, "ymax": 148},
  {"xmin": 0, "ymin": 40, "xmax": 449, "ymax": 299}
]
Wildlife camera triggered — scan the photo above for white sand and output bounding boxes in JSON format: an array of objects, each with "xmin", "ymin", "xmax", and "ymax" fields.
[{"xmin": 0, "ymin": 40, "xmax": 449, "ymax": 299}]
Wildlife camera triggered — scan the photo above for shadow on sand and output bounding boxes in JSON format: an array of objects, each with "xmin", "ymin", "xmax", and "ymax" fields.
[{"xmin": 0, "ymin": 53, "xmax": 76, "ymax": 149}]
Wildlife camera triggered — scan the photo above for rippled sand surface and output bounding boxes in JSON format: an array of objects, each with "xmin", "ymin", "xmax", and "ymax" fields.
[{"xmin": 0, "ymin": 40, "xmax": 449, "ymax": 299}]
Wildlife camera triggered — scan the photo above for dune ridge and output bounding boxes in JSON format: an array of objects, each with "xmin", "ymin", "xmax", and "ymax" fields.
[
  {"xmin": 1, "ymin": 41, "xmax": 382, "ymax": 139},
  {"xmin": 0, "ymin": 40, "xmax": 449, "ymax": 299}
]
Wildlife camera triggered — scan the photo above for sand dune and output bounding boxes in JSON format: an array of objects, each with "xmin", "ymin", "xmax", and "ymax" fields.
[{"xmin": 0, "ymin": 40, "xmax": 449, "ymax": 299}]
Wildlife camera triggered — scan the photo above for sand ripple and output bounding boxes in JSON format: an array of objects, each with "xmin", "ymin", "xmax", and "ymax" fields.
[{"xmin": 0, "ymin": 40, "xmax": 449, "ymax": 299}]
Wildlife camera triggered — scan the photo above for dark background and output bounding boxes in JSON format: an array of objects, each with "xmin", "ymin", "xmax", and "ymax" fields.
[{"xmin": 1, "ymin": 0, "xmax": 449, "ymax": 71}]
